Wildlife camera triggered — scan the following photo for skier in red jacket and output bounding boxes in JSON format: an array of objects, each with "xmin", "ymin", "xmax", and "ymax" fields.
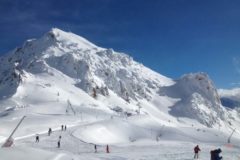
[{"xmin": 194, "ymin": 145, "xmax": 201, "ymax": 159}]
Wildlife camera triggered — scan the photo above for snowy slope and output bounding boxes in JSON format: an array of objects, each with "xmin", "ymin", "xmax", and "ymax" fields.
[{"xmin": 0, "ymin": 28, "xmax": 240, "ymax": 160}]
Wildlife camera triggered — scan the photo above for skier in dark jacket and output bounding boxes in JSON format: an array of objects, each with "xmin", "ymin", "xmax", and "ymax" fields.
[
  {"xmin": 194, "ymin": 145, "xmax": 201, "ymax": 159},
  {"xmin": 106, "ymin": 144, "xmax": 110, "ymax": 153},
  {"xmin": 210, "ymin": 148, "xmax": 222, "ymax": 160},
  {"xmin": 35, "ymin": 135, "xmax": 39, "ymax": 143},
  {"xmin": 57, "ymin": 140, "xmax": 61, "ymax": 148},
  {"xmin": 94, "ymin": 144, "xmax": 97, "ymax": 153},
  {"xmin": 48, "ymin": 128, "xmax": 52, "ymax": 136}
]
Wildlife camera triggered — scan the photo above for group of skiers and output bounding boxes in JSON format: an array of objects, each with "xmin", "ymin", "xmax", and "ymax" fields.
[
  {"xmin": 34, "ymin": 125, "xmax": 111, "ymax": 153},
  {"xmin": 61, "ymin": 125, "xmax": 67, "ymax": 131},
  {"xmin": 94, "ymin": 144, "xmax": 110, "ymax": 153},
  {"xmin": 35, "ymin": 125, "xmax": 67, "ymax": 148},
  {"xmin": 194, "ymin": 145, "xmax": 222, "ymax": 160}
]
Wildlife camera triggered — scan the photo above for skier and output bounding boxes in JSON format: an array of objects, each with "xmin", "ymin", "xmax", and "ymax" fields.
[
  {"xmin": 64, "ymin": 125, "xmax": 67, "ymax": 131},
  {"xmin": 48, "ymin": 128, "xmax": 52, "ymax": 136},
  {"xmin": 35, "ymin": 135, "xmax": 39, "ymax": 143},
  {"xmin": 61, "ymin": 125, "xmax": 64, "ymax": 131},
  {"xmin": 194, "ymin": 145, "xmax": 201, "ymax": 159},
  {"xmin": 106, "ymin": 144, "xmax": 110, "ymax": 153},
  {"xmin": 210, "ymin": 148, "xmax": 222, "ymax": 160},
  {"xmin": 59, "ymin": 135, "xmax": 62, "ymax": 140},
  {"xmin": 58, "ymin": 140, "xmax": 61, "ymax": 148},
  {"xmin": 94, "ymin": 144, "xmax": 97, "ymax": 153}
]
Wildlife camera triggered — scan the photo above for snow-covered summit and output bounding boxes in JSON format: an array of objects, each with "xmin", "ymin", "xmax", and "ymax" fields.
[
  {"xmin": 160, "ymin": 72, "xmax": 225, "ymax": 127},
  {"xmin": 47, "ymin": 28, "xmax": 101, "ymax": 50}
]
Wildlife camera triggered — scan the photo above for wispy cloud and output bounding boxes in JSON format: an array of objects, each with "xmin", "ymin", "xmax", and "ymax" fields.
[{"xmin": 230, "ymin": 82, "xmax": 240, "ymax": 86}]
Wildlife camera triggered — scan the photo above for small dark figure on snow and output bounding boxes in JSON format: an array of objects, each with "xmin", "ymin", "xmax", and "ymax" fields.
[
  {"xmin": 35, "ymin": 135, "xmax": 39, "ymax": 143},
  {"xmin": 61, "ymin": 125, "xmax": 64, "ymax": 131},
  {"xmin": 57, "ymin": 140, "xmax": 61, "ymax": 148},
  {"xmin": 64, "ymin": 125, "xmax": 67, "ymax": 131},
  {"xmin": 59, "ymin": 135, "xmax": 62, "ymax": 140},
  {"xmin": 48, "ymin": 128, "xmax": 52, "ymax": 136},
  {"xmin": 194, "ymin": 145, "xmax": 201, "ymax": 159},
  {"xmin": 94, "ymin": 144, "xmax": 97, "ymax": 153},
  {"xmin": 210, "ymin": 148, "xmax": 222, "ymax": 160},
  {"xmin": 106, "ymin": 144, "xmax": 110, "ymax": 153}
]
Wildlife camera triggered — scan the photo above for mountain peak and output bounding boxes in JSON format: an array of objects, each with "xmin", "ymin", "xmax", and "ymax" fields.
[
  {"xmin": 45, "ymin": 28, "xmax": 102, "ymax": 51},
  {"xmin": 50, "ymin": 27, "xmax": 67, "ymax": 34}
]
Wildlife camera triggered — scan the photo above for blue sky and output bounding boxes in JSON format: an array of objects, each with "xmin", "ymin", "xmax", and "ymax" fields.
[{"xmin": 0, "ymin": 0, "xmax": 240, "ymax": 88}]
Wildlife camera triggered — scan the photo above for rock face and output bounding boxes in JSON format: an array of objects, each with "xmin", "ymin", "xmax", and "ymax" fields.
[{"xmin": 0, "ymin": 28, "xmax": 227, "ymax": 127}]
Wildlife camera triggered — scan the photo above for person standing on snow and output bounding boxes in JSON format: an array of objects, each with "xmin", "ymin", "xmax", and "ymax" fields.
[
  {"xmin": 57, "ymin": 140, "xmax": 61, "ymax": 148},
  {"xmin": 48, "ymin": 128, "xmax": 52, "ymax": 136},
  {"xmin": 194, "ymin": 145, "xmax": 201, "ymax": 159},
  {"xmin": 106, "ymin": 144, "xmax": 110, "ymax": 153},
  {"xmin": 35, "ymin": 134, "xmax": 39, "ymax": 143},
  {"xmin": 94, "ymin": 144, "xmax": 97, "ymax": 153}
]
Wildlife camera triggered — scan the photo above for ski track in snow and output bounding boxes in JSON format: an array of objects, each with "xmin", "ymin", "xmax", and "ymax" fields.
[
  {"xmin": 10, "ymin": 120, "xmax": 240, "ymax": 160},
  {"xmin": 52, "ymin": 153, "xmax": 66, "ymax": 160}
]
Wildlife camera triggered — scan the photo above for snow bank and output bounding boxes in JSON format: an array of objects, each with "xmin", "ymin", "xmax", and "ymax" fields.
[{"xmin": 0, "ymin": 146, "xmax": 70, "ymax": 160}]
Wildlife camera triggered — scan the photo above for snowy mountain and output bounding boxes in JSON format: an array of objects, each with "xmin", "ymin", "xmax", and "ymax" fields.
[
  {"xmin": 0, "ymin": 28, "xmax": 232, "ymax": 128},
  {"xmin": 0, "ymin": 28, "xmax": 173, "ymax": 102},
  {"xmin": 1, "ymin": 28, "xmax": 240, "ymax": 160}
]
